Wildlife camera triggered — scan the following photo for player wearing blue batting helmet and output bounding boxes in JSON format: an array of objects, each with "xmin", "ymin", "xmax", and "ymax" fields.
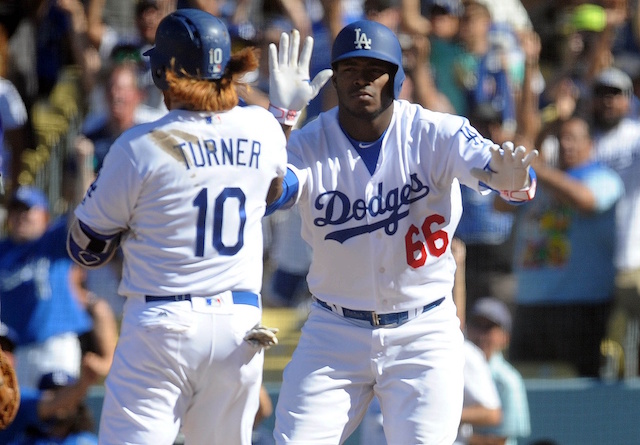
[
  {"xmin": 331, "ymin": 20, "xmax": 405, "ymax": 99},
  {"xmin": 144, "ymin": 8, "xmax": 231, "ymax": 90}
]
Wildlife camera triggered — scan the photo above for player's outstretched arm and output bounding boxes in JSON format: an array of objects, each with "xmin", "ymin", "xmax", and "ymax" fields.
[
  {"xmin": 471, "ymin": 142, "xmax": 539, "ymax": 203},
  {"xmin": 268, "ymin": 29, "xmax": 333, "ymax": 128}
]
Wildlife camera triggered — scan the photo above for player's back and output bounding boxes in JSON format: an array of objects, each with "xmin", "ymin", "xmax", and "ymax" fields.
[{"xmin": 75, "ymin": 105, "xmax": 287, "ymax": 297}]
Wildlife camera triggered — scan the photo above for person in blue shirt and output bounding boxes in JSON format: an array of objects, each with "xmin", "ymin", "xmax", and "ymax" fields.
[
  {"xmin": 504, "ymin": 116, "xmax": 625, "ymax": 377},
  {"xmin": 0, "ymin": 186, "xmax": 92, "ymax": 389}
]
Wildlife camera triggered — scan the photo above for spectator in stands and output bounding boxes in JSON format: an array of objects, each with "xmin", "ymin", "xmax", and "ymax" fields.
[
  {"xmin": 504, "ymin": 116, "xmax": 624, "ymax": 377},
  {"xmin": 591, "ymin": 67, "xmax": 640, "ymax": 378},
  {"xmin": 0, "ymin": 325, "xmax": 99, "ymax": 444},
  {"xmin": 86, "ymin": 0, "xmax": 168, "ymax": 114},
  {"xmin": 454, "ymin": 0, "xmax": 517, "ymax": 130},
  {"xmin": 77, "ymin": 60, "xmax": 164, "ymax": 176},
  {"xmin": 0, "ymin": 3, "xmax": 29, "ymax": 194},
  {"xmin": 71, "ymin": 266, "xmax": 119, "ymax": 380},
  {"xmin": 0, "ymin": 186, "xmax": 93, "ymax": 389},
  {"xmin": 467, "ymin": 297, "xmax": 531, "ymax": 445},
  {"xmin": 426, "ymin": 0, "xmax": 466, "ymax": 114}
]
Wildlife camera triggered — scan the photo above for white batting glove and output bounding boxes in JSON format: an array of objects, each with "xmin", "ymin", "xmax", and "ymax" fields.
[
  {"xmin": 244, "ymin": 324, "xmax": 279, "ymax": 350},
  {"xmin": 471, "ymin": 142, "xmax": 539, "ymax": 202},
  {"xmin": 268, "ymin": 29, "xmax": 333, "ymax": 126}
]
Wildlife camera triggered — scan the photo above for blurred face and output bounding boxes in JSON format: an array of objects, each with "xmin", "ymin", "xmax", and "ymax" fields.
[
  {"xmin": 136, "ymin": 7, "xmax": 162, "ymax": 45},
  {"xmin": 7, "ymin": 204, "xmax": 49, "ymax": 243},
  {"xmin": 333, "ymin": 57, "xmax": 395, "ymax": 120},
  {"xmin": 592, "ymin": 85, "xmax": 629, "ymax": 130},
  {"xmin": 108, "ymin": 66, "xmax": 142, "ymax": 131},
  {"xmin": 458, "ymin": 4, "xmax": 491, "ymax": 47},
  {"xmin": 558, "ymin": 118, "xmax": 593, "ymax": 169},
  {"xmin": 430, "ymin": 7, "xmax": 459, "ymax": 39},
  {"xmin": 467, "ymin": 316, "xmax": 508, "ymax": 358}
]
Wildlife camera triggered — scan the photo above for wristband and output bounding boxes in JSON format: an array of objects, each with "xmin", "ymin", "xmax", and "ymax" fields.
[
  {"xmin": 499, "ymin": 169, "xmax": 537, "ymax": 203},
  {"xmin": 268, "ymin": 103, "xmax": 301, "ymax": 126}
]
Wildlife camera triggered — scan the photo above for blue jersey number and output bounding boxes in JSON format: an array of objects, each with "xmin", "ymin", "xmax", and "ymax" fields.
[{"xmin": 193, "ymin": 187, "xmax": 247, "ymax": 256}]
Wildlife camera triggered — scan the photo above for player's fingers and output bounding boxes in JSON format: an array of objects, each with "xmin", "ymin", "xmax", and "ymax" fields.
[
  {"xmin": 278, "ymin": 31, "xmax": 290, "ymax": 66},
  {"xmin": 299, "ymin": 35, "xmax": 314, "ymax": 71},
  {"xmin": 289, "ymin": 29, "xmax": 300, "ymax": 67},
  {"xmin": 501, "ymin": 141, "xmax": 515, "ymax": 160},
  {"xmin": 489, "ymin": 144, "xmax": 503, "ymax": 167},
  {"xmin": 268, "ymin": 42, "xmax": 278, "ymax": 73},
  {"xmin": 310, "ymin": 69, "xmax": 333, "ymax": 93},
  {"xmin": 522, "ymin": 149, "xmax": 539, "ymax": 167},
  {"xmin": 513, "ymin": 145, "xmax": 527, "ymax": 163}
]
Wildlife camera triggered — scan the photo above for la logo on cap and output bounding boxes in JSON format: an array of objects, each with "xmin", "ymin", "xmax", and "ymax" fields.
[{"xmin": 353, "ymin": 28, "xmax": 371, "ymax": 50}]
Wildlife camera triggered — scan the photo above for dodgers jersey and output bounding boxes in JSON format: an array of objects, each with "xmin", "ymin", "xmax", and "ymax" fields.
[
  {"xmin": 0, "ymin": 217, "xmax": 93, "ymax": 345},
  {"xmin": 75, "ymin": 106, "xmax": 287, "ymax": 297},
  {"xmin": 288, "ymin": 100, "xmax": 493, "ymax": 312}
]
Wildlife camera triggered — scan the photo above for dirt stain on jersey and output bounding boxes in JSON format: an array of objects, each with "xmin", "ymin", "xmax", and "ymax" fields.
[{"xmin": 150, "ymin": 129, "xmax": 198, "ymax": 169}]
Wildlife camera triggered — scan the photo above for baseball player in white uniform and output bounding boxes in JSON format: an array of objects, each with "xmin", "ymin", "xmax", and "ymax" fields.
[
  {"xmin": 67, "ymin": 9, "xmax": 286, "ymax": 445},
  {"xmin": 264, "ymin": 21, "xmax": 538, "ymax": 444}
]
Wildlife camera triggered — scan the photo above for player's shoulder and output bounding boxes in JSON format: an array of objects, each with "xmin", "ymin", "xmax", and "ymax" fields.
[{"xmin": 395, "ymin": 100, "xmax": 468, "ymax": 134}]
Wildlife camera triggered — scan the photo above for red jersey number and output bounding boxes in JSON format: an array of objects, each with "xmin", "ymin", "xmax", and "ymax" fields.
[{"xmin": 404, "ymin": 214, "xmax": 449, "ymax": 268}]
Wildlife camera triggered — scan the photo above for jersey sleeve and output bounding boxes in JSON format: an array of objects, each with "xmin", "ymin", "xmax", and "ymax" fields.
[
  {"xmin": 74, "ymin": 140, "xmax": 141, "ymax": 235},
  {"xmin": 421, "ymin": 112, "xmax": 494, "ymax": 193}
]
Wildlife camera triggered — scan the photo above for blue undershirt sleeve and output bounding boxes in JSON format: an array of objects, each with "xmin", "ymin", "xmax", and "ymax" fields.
[{"xmin": 265, "ymin": 167, "xmax": 299, "ymax": 216}]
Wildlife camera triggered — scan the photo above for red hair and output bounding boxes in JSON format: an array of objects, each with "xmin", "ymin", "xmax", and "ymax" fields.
[{"xmin": 165, "ymin": 47, "xmax": 260, "ymax": 112}]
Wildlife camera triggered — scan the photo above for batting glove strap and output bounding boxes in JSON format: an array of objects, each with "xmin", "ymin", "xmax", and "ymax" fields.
[
  {"xmin": 499, "ymin": 169, "xmax": 537, "ymax": 204},
  {"xmin": 268, "ymin": 103, "xmax": 301, "ymax": 126}
]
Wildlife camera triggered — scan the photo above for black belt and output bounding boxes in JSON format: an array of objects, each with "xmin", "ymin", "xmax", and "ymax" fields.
[
  {"xmin": 144, "ymin": 291, "xmax": 260, "ymax": 307},
  {"xmin": 314, "ymin": 297, "xmax": 445, "ymax": 326}
]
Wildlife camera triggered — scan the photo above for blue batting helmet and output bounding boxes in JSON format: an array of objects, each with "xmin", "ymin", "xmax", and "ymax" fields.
[
  {"xmin": 144, "ymin": 9, "xmax": 231, "ymax": 90},
  {"xmin": 331, "ymin": 20, "xmax": 405, "ymax": 98}
]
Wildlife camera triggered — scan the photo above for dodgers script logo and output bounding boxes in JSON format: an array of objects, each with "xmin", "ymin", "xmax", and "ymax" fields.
[
  {"xmin": 314, "ymin": 173, "xmax": 430, "ymax": 243},
  {"xmin": 353, "ymin": 28, "xmax": 372, "ymax": 50}
]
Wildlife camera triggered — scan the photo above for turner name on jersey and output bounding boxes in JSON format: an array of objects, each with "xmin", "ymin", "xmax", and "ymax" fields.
[{"xmin": 171, "ymin": 135, "xmax": 264, "ymax": 170}]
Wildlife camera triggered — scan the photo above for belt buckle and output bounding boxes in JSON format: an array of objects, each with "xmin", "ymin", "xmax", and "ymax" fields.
[{"xmin": 371, "ymin": 311, "xmax": 381, "ymax": 326}]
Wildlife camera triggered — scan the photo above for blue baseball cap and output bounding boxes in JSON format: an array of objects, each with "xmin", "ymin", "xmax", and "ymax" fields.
[
  {"xmin": 38, "ymin": 371, "xmax": 78, "ymax": 391},
  {"xmin": 9, "ymin": 186, "xmax": 49, "ymax": 211}
]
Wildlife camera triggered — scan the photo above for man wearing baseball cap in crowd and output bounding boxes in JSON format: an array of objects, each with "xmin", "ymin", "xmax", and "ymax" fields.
[
  {"xmin": 466, "ymin": 297, "xmax": 531, "ymax": 445},
  {"xmin": 0, "ymin": 363, "xmax": 99, "ymax": 443},
  {"xmin": 0, "ymin": 186, "xmax": 92, "ymax": 390},
  {"xmin": 591, "ymin": 66, "xmax": 640, "ymax": 378}
]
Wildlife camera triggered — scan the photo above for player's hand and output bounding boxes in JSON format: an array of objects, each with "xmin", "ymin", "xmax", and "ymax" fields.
[
  {"xmin": 471, "ymin": 142, "xmax": 538, "ymax": 190},
  {"xmin": 244, "ymin": 324, "xmax": 279, "ymax": 350},
  {"xmin": 268, "ymin": 29, "xmax": 333, "ymax": 125}
]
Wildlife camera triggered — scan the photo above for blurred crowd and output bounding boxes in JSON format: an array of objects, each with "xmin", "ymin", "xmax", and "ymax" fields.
[{"xmin": 0, "ymin": 0, "xmax": 640, "ymax": 439}]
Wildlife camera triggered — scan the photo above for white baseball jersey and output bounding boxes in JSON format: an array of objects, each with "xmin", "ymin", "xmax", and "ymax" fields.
[
  {"xmin": 593, "ymin": 117, "xmax": 640, "ymax": 271},
  {"xmin": 75, "ymin": 106, "xmax": 287, "ymax": 297},
  {"xmin": 288, "ymin": 100, "xmax": 493, "ymax": 312}
]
